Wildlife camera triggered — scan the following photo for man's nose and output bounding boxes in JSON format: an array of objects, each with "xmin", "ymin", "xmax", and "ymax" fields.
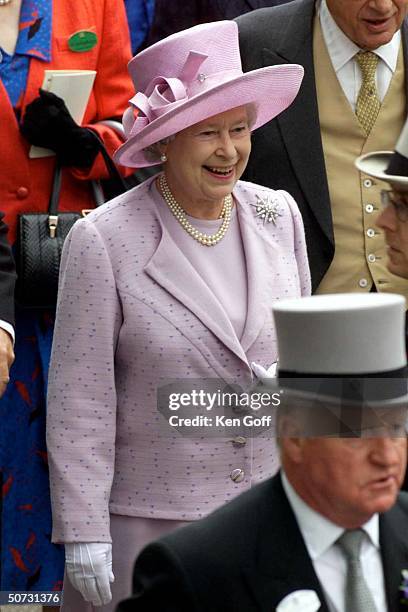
[
  {"xmin": 376, "ymin": 203, "xmax": 398, "ymax": 232},
  {"xmin": 370, "ymin": 437, "xmax": 403, "ymax": 465},
  {"xmin": 367, "ymin": 0, "xmax": 395, "ymax": 13}
]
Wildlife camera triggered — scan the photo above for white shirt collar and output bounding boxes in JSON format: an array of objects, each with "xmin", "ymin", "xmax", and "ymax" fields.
[
  {"xmin": 281, "ymin": 471, "xmax": 380, "ymax": 560},
  {"xmin": 319, "ymin": 0, "xmax": 400, "ymax": 73}
]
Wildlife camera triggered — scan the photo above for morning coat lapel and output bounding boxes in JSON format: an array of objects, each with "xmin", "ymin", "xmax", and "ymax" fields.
[
  {"xmin": 261, "ymin": 0, "xmax": 333, "ymax": 244},
  {"xmin": 242, "ymin": 0, "xmax": 282, "ymax": 9},
  {"xmin": 402, "ymin": 21, "xmax": 408, "ymax": 100},
  {"xmin": 241, "ymin": 0, "xmax": 262, "ymax": 9},
  {"xmin": 380, "ymin": 497, "xmax": 408, "ymax": 612},
  {"xmin": 144, "ymin": 219, "xmax": 249, "ymax": 365},
  {"xmin": 216, "ymin": 0, "xmax": 259, "ymax": 13},
  {"xmin": 234, "ymin": 188, "xmax": 268, "ymax": 353},
  {"xmin": 242, "ymin": 474, "xmax": 330, "ymax": 611}
]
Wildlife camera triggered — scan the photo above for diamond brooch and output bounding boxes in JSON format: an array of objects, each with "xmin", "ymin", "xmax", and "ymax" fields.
[{"xmin": 251, "ymin": 194, "xmax": 282, "ymax": 224}]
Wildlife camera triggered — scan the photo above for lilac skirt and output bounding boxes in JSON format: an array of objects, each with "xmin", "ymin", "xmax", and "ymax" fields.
[{"xmin": 61, "ymin": 514, "xmax": 187, "ymax": 612}]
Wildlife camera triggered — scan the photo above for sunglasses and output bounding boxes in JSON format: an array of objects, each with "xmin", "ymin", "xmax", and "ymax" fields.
[{"xmin": 381, "ymin": 190, "xmax": 408, "ymax": 222}]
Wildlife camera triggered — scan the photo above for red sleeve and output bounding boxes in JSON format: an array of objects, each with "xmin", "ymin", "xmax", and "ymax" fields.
[{"xmin": 72, "ymin": 0, "xmax": 135, "ymax": 180}]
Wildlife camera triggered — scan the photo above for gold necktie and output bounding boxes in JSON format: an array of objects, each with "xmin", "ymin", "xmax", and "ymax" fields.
[{"xmin": 355, "ymin": 51, "xmax": 380, "ymax": 135}]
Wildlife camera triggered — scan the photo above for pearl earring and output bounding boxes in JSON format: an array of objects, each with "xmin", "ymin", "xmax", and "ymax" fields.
[{"xmin": 160, "ymin": 153, "xmax": 167, "ymax": 163}]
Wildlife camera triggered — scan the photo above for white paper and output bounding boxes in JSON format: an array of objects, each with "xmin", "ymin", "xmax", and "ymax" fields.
[{"xmin": 29, "ymin": 69, "xmax": 96, "ymax": 158}]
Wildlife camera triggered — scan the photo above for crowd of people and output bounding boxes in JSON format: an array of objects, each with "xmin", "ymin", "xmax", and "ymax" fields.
[{"xmin": 0, "ymin": 0, "xmax": 407, "ymax": 611}]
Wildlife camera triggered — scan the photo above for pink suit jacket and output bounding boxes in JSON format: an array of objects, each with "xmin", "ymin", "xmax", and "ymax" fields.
[{"xmin": 46, "ymin": 176, "xmax": 311, "ymax": 543}]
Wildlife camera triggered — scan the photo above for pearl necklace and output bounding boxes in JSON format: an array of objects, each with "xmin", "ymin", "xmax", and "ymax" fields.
[
  {"xmin": 0, "ymin": 0, "xmax": 12, "ymax": 5},
  {"xmin": 159, "ymin": 174, "xmax": 233, "ymax": 246}
]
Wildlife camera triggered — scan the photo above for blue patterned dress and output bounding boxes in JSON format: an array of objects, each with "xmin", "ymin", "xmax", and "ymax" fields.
[
  {"xmin": 0, "ymin": 0, "xmax": 65, "ymax": 591},
  {"xmin": 124, "ymin": 0, "xmax": 155, "ymax": 53}
]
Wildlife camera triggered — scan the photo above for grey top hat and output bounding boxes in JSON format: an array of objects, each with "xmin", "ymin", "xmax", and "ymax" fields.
[
  {"xmin": 355, "ymin": 117, "xmax": 408, "ymax": 190},
  {"xmin": 270, "ymin": 293, "xmax": 407, "ymax": 407}
]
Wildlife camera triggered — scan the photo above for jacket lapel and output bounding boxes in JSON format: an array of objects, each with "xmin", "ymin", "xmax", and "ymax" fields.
[
  {"xmin": 380, "ymin": 496, "xmax": 408, "ymax": 612},
  {"xmin": 402, "ymin": 22, "xmax": 408, "ymax": 101},
  {"xmin": 234, "ymin": 188, "xmax": 268, "ymax": 353},
  {"xmin": 242, "ymin": 0, "xmax": 263, "ymax": 9},
  {"xmin": 262, "ymin": 0, "xmax": 333, "ymax": 244},
  {"xmin": 144, "ymin": 222, "xmax": 249, "ymax": 364},
  {"xmin": 242, "ymin": 475, "xmax": 330, "ymax": 611},
  {"xmin": 242, "ymin": 0, "xmax": 281, "ymax": 9}
]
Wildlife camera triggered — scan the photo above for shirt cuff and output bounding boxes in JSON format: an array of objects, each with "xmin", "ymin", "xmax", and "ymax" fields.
[{"xmin": 0, "ymin": 320, "xmax": 15, "ymax": 344}]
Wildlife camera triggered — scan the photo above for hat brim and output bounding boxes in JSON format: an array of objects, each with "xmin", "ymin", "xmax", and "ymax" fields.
[
  {"xmin": 355, "ymin": 151, "xmax": 408, "ymax": 191},
  {"xmin": 276, "ymin": 392, "xmax": 408, "ymax": 438},
  {"xmin": 114, "ymin": 64, "xmax": 303, "ymax": 168},
  {"xmin": 261, "ymin": 375, "xmax": 408, "ymax": 409}
]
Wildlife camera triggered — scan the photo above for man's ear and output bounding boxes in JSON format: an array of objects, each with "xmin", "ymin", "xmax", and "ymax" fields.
[{"xmin": 281, "ymin": 436, "xmax": 305, "ymax": 464}]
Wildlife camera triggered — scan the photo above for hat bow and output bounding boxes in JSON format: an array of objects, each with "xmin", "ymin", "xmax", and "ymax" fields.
[{"xmin": 123, "ymin": 51, "xmax": 208, "ymax": 139}]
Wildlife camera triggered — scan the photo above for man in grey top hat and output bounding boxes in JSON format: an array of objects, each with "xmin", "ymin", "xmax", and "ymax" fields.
[
  {"xmin": 357, "ymin": 118, "xmax": 408, "ymax": 280},
  {"xmin": 117, "ymin": 293, "xmax": 408, "ymax": 612}
]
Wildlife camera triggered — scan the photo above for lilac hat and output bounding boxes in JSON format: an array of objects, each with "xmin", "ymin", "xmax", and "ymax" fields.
[{"xmin": 114, "ymin": 21, "xmax": 304, "ymax": 168}]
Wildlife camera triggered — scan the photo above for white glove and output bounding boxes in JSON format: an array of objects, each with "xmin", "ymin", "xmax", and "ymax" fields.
[
  {"xmin": 65, "ymin": 542, "xmax": 114, "ymax": 606},
  {"xmin": 251, "ymin": 361, "xmax": 278, "ymax": 380}
]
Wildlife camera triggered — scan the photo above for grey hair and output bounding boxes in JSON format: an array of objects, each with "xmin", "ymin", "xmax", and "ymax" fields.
[
  {"xmin": 246, "ymin": 103, "xmax": 258, "ymax": 130},
  {"xmin": 143, "ymin": 135, "xmax": 176, "ymax": 164},
  {"xmin": 142, "ymin": 103, "xmax": 258, "ymax": 163}
]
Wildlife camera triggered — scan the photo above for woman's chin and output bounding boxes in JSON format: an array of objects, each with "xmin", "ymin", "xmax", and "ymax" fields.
[{"xmin": 202, "ymin": 183, "xmax": 235, "ymax": 202}]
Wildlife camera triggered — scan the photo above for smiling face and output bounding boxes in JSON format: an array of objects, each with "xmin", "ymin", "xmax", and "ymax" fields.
[
  {"xmin": 282, "ymin": 435, "xmax": 407, "ymax": 527},
  {"xmin": 160, "ymin": 106, "xmax": 251, "ymax": 219},
  {"xmin": 326, "ymin": 0, "xmax": 408, "ymax": 50},
  {"xmin": 376, "ymin": 188, "xmax": 408, "ymax": 278}
]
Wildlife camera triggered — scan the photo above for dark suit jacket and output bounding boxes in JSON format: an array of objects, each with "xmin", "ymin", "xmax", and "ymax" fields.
[
  {"xmin": 236, "ymin": 0, "xmax": 408, "ymax": 290},
  {"xmin": 144, "ymin": 0, "xmax": 288, "ymax": 47},
  {"xmin": 116, "ymin": 473, "xmax": 408, "ymax": 612}
]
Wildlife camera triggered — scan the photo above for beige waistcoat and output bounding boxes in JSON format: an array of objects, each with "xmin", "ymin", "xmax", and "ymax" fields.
[{"xmin": 313, "ymin": 17, "xmax": 408, "ymax": 300}]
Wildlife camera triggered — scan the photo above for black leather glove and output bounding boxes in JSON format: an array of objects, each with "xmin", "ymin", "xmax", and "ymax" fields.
[{"xmin": 20, "ymin": 89, "xmax": 100, "ymax": 168}]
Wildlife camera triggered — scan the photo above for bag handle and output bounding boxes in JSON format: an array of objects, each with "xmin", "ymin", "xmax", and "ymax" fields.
[
  {"xmin": 48, "ymin": 133, "xmax": 127, "ymax": 216},
  {"xmin": 97, "ymin": 137, "xmax": 127, "ymax": 192},
  {"xmin": 48, "ymin": 161, "xmax": 63, "ymax": 216}
]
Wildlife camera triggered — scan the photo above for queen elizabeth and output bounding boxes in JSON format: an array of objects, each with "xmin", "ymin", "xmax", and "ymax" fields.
[{"xmin": 46, "ymin": 20, "xmax": 311, "ymax": 611}]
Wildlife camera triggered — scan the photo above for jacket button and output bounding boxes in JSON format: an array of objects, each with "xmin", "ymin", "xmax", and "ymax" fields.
[
  {"xmin": 16, "ymin": 187, "xmax": 29, "ymax": 199},
  {"xmin": 231, "ymin": 436, "xmax": 246, "ymax": 447},
  {"xmin": 230, "ymin": 468, "xmax": 245, "ymax": 483}
]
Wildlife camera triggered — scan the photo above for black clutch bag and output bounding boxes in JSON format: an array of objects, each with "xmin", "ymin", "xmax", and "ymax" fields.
[{"xmin": 15, "ymin": 143, "xmax": 126, "ymax": 309}]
